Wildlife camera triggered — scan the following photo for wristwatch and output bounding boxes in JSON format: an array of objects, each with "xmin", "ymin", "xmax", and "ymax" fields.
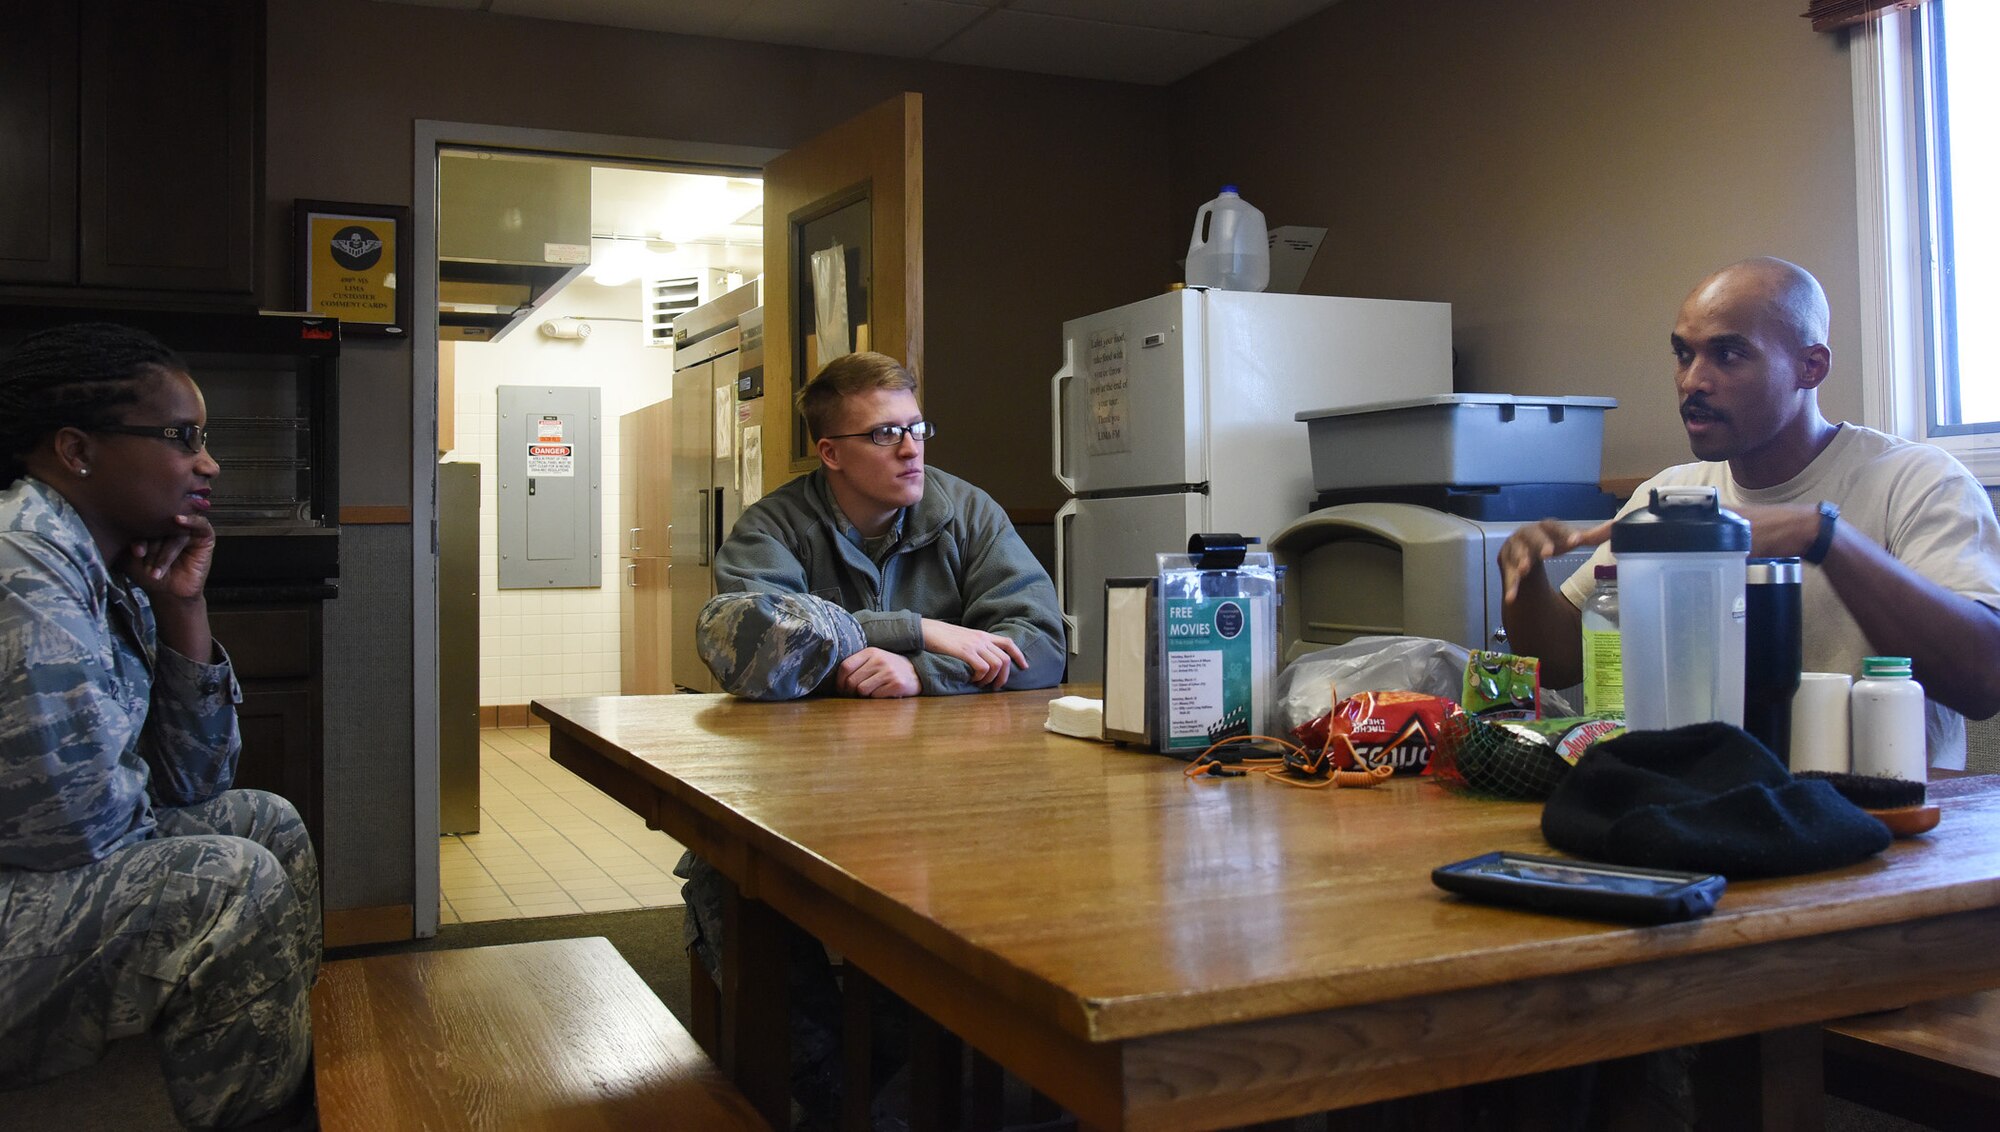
[{"xmin": 1803, "ymin": 500, "xmax": 1840, "ymax": 565}]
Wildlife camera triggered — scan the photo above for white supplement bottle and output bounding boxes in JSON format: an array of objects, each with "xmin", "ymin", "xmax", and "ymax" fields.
[
  {"xmin": 1580, "ymin": 564, "xmax": 1622, "ymax": 716},
  {"xmin": 1850, "ymin": 656, "xmax": 1927, "ymax": 782}
]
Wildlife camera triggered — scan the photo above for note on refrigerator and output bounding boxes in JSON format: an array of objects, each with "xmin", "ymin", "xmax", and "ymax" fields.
[
  {"xmin": 713, "ymin": 385, "xmax": 732, "ymax": 459},
  {"xmin": 740, "ymin": 425, "xmax": 763, "ymax": 507}
]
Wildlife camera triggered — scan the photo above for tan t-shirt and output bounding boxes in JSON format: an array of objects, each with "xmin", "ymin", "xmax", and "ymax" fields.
[{"xmin": 1561, "ymin": 423, "xmax": 2000, "ymax": 768}]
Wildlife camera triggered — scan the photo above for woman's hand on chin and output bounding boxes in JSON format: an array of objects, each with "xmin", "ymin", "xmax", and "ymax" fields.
[{"xmin": 121, "ymin": 513, "xmax": 216, "ymax": 603}]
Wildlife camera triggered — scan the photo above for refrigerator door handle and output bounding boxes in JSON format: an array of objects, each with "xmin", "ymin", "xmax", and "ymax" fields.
[
  {"xmin": 697, "ymin": 489, "xmax": 712, "ymax": 567},
  {"xmin": 1053, "ymin": 498, "xmax": 1079, "ymax": 656},
  {"xmin": 1051, "ymin": 342, "xmax": 1076, "ymax": 494}
]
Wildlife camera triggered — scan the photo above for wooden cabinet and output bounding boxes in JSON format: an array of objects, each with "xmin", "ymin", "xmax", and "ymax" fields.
[
  {"xmin": 0, "ymin": 5, "xmax": 78, "ymax": 284},
  {"xmin": 620, "ymin": 399, "xmax": 674, "ymax": 692},
  {"xmin": 620, "ymin": 396, "xmax": 674, "ymax": 558},
  {"xmin": 620, "ymin": 556, "xmax": 673, "ymax": 693},
  {"xmin": 210, "ymin": 602, "xmax": 324, "ymax": 860},
  {"xmin": 0, "ymin": 0, "xmax": 260, "ymax": 299}
]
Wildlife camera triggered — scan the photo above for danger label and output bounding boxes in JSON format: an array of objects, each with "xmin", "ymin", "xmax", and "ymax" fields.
[
  {"xmin": 536, "ymin": 416, "xmax": 565, "ymax": 443},
  {"xmin": 526, "ymin": 443, "xmax": 574, "ymax": 476}
]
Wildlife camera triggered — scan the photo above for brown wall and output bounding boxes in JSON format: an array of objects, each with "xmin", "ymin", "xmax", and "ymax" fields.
[
  {"xmin": 1168, "ymin": 0, "xmax": 1862, "ymax": 481},
  {"xmin": 264, "ymin": 0, "xmax": 1173, "ymax": 510},
  {"xmin": 262, "ymin": 0, "xmax": 1170, "ymax": 911}
]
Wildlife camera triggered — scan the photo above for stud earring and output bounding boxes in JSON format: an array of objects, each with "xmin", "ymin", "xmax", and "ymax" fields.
[{"xmin": 76, "ymin": 467, "xmax": 90, "ymax": 478}]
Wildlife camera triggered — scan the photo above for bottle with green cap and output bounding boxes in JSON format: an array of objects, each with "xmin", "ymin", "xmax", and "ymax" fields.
[{"xmin": 1851, "ymin": 656, "xmax": 1927, "ymax": 782}]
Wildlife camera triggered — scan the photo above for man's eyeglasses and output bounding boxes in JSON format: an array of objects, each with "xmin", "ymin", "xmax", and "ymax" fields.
[
  {"xmin": 823, "ymin": 421, "xmax": 937, "ymax": 446},
  {"xmin": 91, "ymin": 423, "xmax": 208, "ymax": 455}
]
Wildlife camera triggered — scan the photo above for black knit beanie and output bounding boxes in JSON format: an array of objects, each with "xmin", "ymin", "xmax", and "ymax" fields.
[{"xmin": 1542, "ymin": 722, "xmax": 1891, "ymax": 878}]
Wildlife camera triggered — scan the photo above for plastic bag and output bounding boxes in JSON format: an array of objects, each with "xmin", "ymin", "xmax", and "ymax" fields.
[{"xmin": 1273, "ymin": 635, "xmax": 1474, "ymax": 734}]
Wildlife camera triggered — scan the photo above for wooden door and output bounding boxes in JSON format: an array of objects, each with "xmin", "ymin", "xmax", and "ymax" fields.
[{"xmin": 761, "ymin": 93, "xmax": 923, "ymax": 494}]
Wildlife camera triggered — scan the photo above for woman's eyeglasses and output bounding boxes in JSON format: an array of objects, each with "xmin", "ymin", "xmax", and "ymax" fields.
[
  {"xmin": 823, "ymin": 421, "xmax": 937, "ymax": 446},
  {"xmin": 91, "ymin": 423, "xmax": 208, "ymax": 455}
]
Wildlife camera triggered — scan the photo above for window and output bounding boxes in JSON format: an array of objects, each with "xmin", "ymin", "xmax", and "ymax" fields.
[
  {"xmin": 1854, "ymin": 0, "xmax": 2000, "ymax": 480},
  {"xmin": 1919, "ymin": 1, "xmax": 1997, "ymax": 435}
]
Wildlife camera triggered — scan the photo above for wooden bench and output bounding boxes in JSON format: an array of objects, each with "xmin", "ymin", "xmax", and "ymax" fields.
[
  {"xmin": 1823, "ymin": 988, "xmax": 2000, "ymax": 1131},
  {"xmin": 313, "ymin": 936, "xmax": 766, "ymax": 1130}
]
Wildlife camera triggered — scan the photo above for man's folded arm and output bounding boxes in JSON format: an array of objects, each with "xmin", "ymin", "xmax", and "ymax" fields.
[{"xmin": 696, "ymin": 591, "xmax": 866, "ymax": 701}]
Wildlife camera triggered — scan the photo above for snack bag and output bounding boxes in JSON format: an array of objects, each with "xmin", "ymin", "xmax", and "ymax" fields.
[
  {"xmin": 1291, "ymin": 690, "xmax": 1462, "ymax": 775},
  {"xmin": 1462, "ymin": 651, "xmax": 1542, "ymax": 720}
]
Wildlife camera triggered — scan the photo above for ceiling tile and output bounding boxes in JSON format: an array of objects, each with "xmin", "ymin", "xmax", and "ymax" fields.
[
  {"xmin": 1008, "ymin": 0, "xmax": 1340, "ymax": 41},
  {"xmin": 381, "ymin": 0, "xmax": 1308, "ymax": 83},
  {"xmin": 932, "ymin": 9, "xmax": 1247, "ymax": 85},
  {"xmin": 487, "ymin": 0, "xmax": 745, "ymax": 38},
  {"xmin": 728, "ymin": 0, "xmax": 987, "ymax": 58}
]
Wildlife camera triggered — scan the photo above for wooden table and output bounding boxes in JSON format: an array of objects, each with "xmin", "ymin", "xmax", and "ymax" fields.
[{"xmin": 533, "ymin": 688, "xmax": 2000, "ymax": 1131}]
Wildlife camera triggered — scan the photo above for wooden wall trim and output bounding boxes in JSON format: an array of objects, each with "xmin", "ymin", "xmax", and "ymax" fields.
[
  {"xmin": 326, "ymin": 903, "xmax": 415, "ymax": 947},
  {"xmin": 340, "ymin": 505, "xmax": 413, "ymax": 524}
]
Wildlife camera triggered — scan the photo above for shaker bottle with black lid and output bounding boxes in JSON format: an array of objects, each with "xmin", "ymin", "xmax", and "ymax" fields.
[
  {"xmin": 1743, "ymin": 558, "xmax": 1804, "ymax": 761},
  {"xmin": 1611, "ymin": 487, "xmax": 1750, "ymax": 731}
]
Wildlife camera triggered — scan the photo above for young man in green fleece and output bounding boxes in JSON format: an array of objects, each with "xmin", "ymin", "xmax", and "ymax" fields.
[
  {"xmin": 695, "ymin": 350, "xmax": 1065, "ymax": 700},
  {"xmin": 683, "ymin": 351, "xmax": 1066, "ymax": 1123}
]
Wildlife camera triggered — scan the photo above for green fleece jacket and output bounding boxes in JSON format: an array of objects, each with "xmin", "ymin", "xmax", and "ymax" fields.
[{"xmin": 711, "ymin": 467, "xmax": 1064, "ymax": 695}]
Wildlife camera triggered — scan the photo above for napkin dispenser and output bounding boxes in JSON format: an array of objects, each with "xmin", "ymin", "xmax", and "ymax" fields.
[
  {"xmin": 1102, "ymin": 577, "xmax": 1158, "ymax": 745},
  {"xmin": 1101, "ymin": 535, "xmax": 1278, "ymax": 754}
]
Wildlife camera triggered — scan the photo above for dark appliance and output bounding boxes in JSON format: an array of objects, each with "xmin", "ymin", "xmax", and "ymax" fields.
[{"xmin": 0, "ymin": 305, "xmax": 341, "ymax": 597}]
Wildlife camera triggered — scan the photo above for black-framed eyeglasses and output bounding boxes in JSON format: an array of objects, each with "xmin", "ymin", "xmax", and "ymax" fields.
[
  {"xmin": 91, "ymin": 423, "xmax": 208, "ymax": 455},
  {"xmin": 823, "ymin": 421, "xmax": 937, "ymax": 446}
]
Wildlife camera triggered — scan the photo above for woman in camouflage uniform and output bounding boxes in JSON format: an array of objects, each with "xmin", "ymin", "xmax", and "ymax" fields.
[{"xmin": 0, "ymin": 323, "xmax": 318, "ymax": 1130}]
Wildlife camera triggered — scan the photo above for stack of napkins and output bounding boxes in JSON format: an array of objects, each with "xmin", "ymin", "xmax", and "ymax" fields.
[{"xmin": 1044, "ymin": 695, "xmax": 1105, "ymax": 740}]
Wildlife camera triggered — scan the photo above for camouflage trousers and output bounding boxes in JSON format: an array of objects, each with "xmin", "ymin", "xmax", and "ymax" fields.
[{"xmin": 0, "ymin": 789, "xmax": 320, "ymax": 1130}]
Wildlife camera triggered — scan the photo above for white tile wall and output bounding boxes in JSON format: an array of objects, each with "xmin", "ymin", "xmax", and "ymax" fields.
[{"xmin": 449, "ymin": 280, "xmax": 674, "ymax": 706}]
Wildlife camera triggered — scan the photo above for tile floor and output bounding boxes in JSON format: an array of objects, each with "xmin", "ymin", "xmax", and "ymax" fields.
[{"xmin": 439, "ymin": 723, "xmax": 687, "ymax": 924}]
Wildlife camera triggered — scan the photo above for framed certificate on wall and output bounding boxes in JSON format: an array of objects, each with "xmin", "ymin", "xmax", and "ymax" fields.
[{"xmin": 294, "ymin": 200, "xmax": 412, "ymax": 336}]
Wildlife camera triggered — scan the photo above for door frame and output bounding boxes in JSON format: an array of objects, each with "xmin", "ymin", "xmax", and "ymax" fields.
[{"xmin": 410, "ymin": 120, "xmax": 779, "ymax": 936}]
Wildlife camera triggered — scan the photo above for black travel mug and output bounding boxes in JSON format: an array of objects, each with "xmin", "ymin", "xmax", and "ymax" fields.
[{"xmin": 1743, "ymin": 557, "xmax": 1804, "ymax": 763}]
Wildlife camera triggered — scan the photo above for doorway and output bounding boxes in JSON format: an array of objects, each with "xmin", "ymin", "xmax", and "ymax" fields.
[
  {"xmin": 436, "ymin": 155, "xmax": 762, "ymax": 923},
  {"xmin": 413, "ymin": 123, "xmax": 780, "ymax": 934}
]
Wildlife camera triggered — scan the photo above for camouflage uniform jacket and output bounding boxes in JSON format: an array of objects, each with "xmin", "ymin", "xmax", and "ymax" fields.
[
  {"xmin": 0, "ymin": 476, "xmax": 241, "ymax": 871},
  {"xmin": 713, "ymin": 467, "xmax": 1065, "ymax": 695}
]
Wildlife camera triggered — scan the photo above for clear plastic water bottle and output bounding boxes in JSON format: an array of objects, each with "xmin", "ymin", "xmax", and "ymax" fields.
[
  {"xmin": 1613, "ymin": 486, "xmax": 1750, "ymax": 731},
  {"xmin": 1581, "ymin": 564, "xmax": 1622, "ymax": 716},
  {"xmin": 1851, "ymin": 656, "xmax": 1927, "ymax": 782},
  {"xmin": 1186, "ymin": 185, "xmax": 1270, "ymax": 292}
]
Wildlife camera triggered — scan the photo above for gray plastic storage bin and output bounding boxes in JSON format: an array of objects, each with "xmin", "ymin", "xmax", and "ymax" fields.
[{"xmin": 1296, "ymin": 394, "xmax": 1617, "ymax": 490}]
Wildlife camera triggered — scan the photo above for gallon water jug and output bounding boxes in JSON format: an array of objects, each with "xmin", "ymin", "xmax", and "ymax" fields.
[
  {"xmin": 1612, "ymin": 486, "xmax": 1750, "ymax": 731},
  {"xmin": 1186, "ymin": 185, "xmax": 1269, "ymax": 291}
]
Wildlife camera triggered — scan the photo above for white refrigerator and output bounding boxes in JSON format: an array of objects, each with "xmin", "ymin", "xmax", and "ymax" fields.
[{"xmin": 1052, "ymin": 288, "xmax": 1453, "ymax": 682}]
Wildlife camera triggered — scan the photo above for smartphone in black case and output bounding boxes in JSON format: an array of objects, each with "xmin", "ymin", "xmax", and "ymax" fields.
[{"xmin": 1432, "ymin": 851, "xmax": 1727, "ymax": 924}]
